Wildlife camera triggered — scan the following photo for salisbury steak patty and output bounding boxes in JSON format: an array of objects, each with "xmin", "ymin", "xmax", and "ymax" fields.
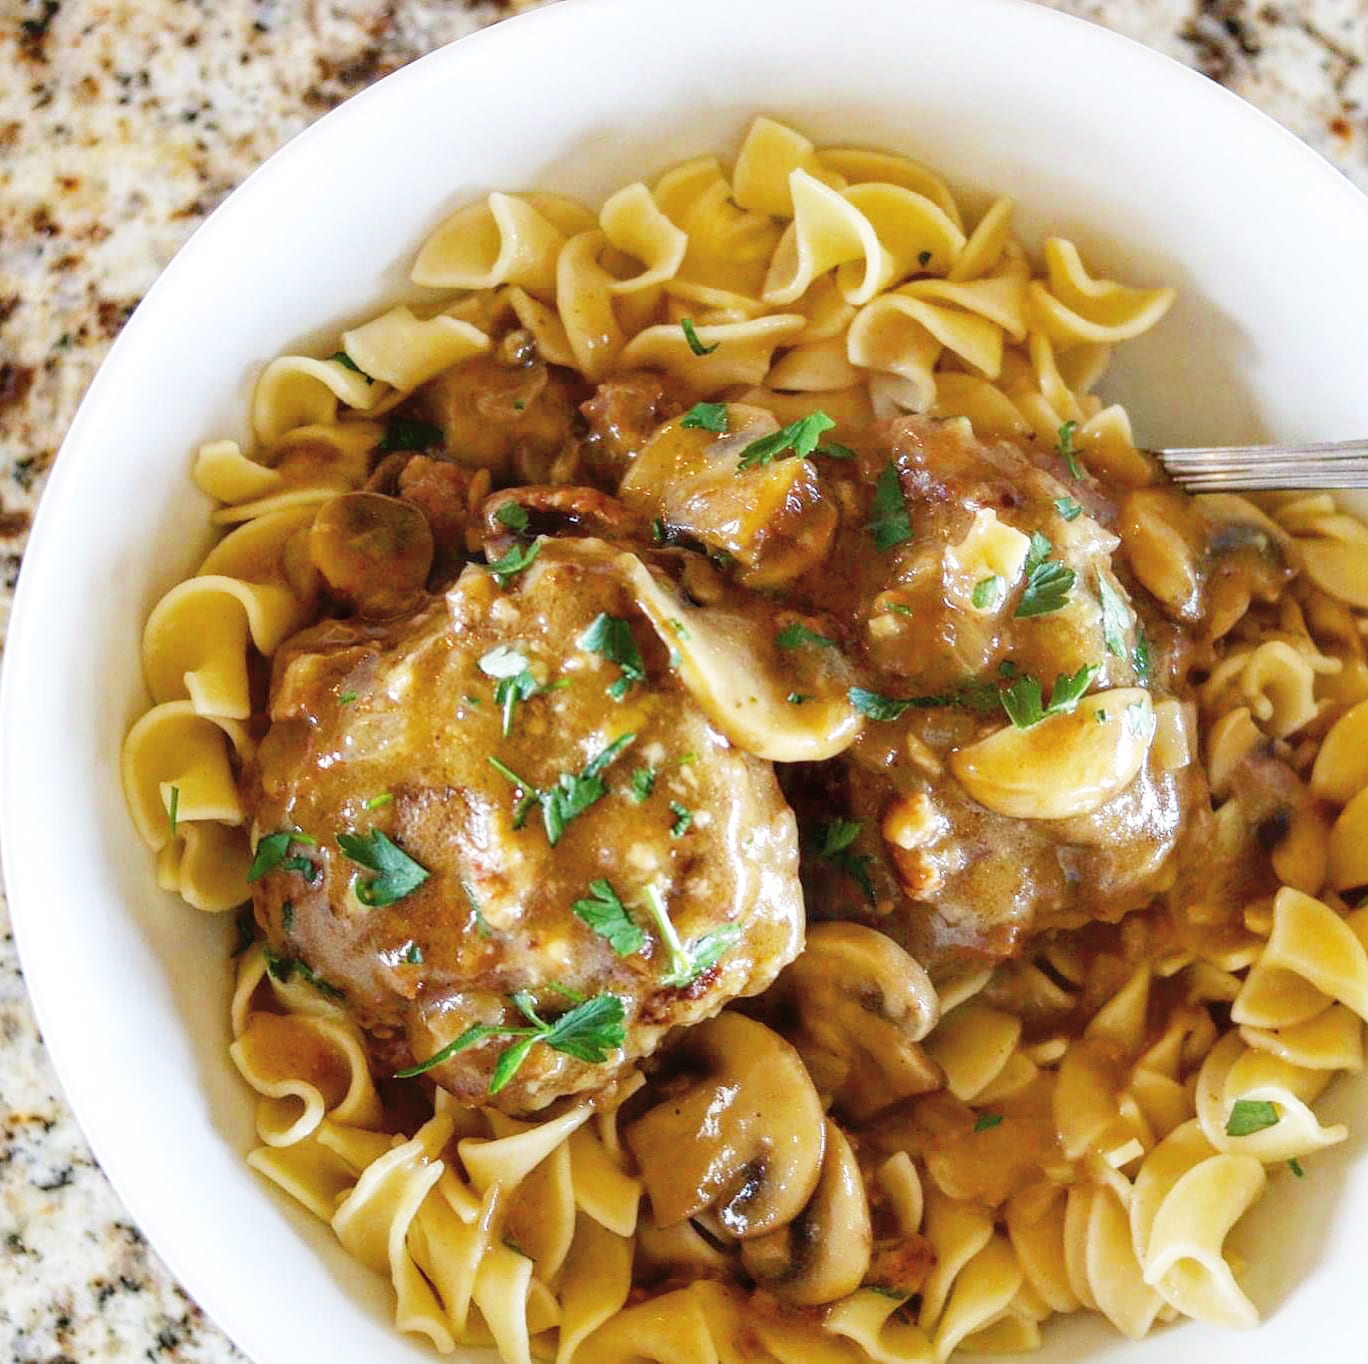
[{"xmin": 245, "ymin": 540, "xmax": 804, "ymax": 1113}]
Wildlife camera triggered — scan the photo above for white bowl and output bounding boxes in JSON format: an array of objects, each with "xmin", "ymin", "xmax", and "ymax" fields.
[{"xmin": 5, "ymin": 0, "xmax": 1368, "ymax": 1359}]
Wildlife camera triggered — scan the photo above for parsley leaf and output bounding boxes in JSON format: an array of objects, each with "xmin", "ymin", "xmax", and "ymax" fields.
[
  {"xmin": 363, "ymin": 792, "xmax": 393, "ymax": 811},
  {"xmin": 1000, "ymin": 663, "xmax": 1099, "ymax": 729},
  {"xmin": 479, "ymin": 644, "xmax": 543, "ymax": 736},
  {"xmin": 248, "ymin": 831, "xmax": 317, "ymax": 883},
  {"xmin": 330, "ymin": 351, "xmax": 374, "ymax": 384},
  {"xmin": 580, "ymin": 614, "xmax": 646, "ymax": 701},
  {"xmin": 572, "ymin": 879, "xmax": 646, "ymax": 956},
  {"xmin": 777, "ymin": 621, "xmax": 837, "ymax": 651},
  {"xmin": 489, "ymin": 736, "xmax": 637, "ymax": 844},
  {"xmin": 402, "ymin": 941, "xmax": 424, "ymax": 965},
  {"xmin": 642, "ymin": 885, "xmax": 741, "ymax": 987},
  {"xmin": 1289, "ymin": 1157, "xmax": 1305, "ymax": 1178},
  {"xmin": 494, "ymin": 501, "xmax": 530, "ymax": 534},
  {"xmin": 818, "ymin": 440, "xmax": 856, "ymax": 460},
  {"xmin": 971, "ymin": 575, "xmax": 1004, "ymax": 611},
  {"xmin": 1015, "ymin": 532, "xmax": 1076, "ymax": 618},
  {"xmin": 167, "ymin": 785, "xmax": 179, "ymax": 839},
  {"xmin": 867, "ymin": 460, "xmax": 912, "ymax": 551},
  {"xmin": 973, "ymin": 1112, "xmax": 1004, "ymax": 1132},
  {"xmin": 1053, "ymin": 496, "xmax": 1083, "ymax": 522},
  {"xmin": 1226, "ymin": 1098, "xmax": 1280, "ymax": 1137},
  {"xmin": 787, "ymin": 692, "xmax": 811, "ymax": 705},
  {"xmin": 335, "ymin": 829, "xmax": 430, "ymax": 908},
  {"xmin": 669, "ymin": 801, "xmax": 693, "ymax": 837},
  {"xmin": 1056, "ymin": 420, "xmax": 1084, "ymax": 479},
  {"xmin": 681, "ymin": 401, "xmax": 728, "ymax": 433},
  {"xmin": 395, "ymin": 992, "xmax": 626, "ymax": 1090},
  {"xmin": 849, "ymin": 681, "xmax": 1004, "ymax": 720},
  {"xmin": 680, "ymin": 318, "xmax": 718, "ymax": 356},
  {"xmin": 489, "ymin": 538, "xmax": 541, "ymax": 588},
  {"xmin": 1097, "ymin": 573, "xmax": 1132, "ymax": 659},
  {"xmin": 1133, "ymin": 625, "xmax": 1153, "ymax": 687},
  {"xmin": 377, "ymin": 417, "xmax": 443, "ymax": 454},
  {"xmin": 817, "ymin": 819, "xmax": 876, "ymax": 905},
  {"xmin": 339, "ymin": 690, "xmax": 359, "ymax": 704},
  {"xmin": 737, "ymin": 412, "xmax": 836, "ymax": 471},
  {"xmin": 849, "ymin": 687, "xmax": 917, "ymax": 722},
  {"xmin": 631, "ymin": 767, "xmax": 656, "ymax": 803}
]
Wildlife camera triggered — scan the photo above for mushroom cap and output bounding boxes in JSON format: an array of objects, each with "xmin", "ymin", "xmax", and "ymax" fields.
[
  {"xmin": 309, "ymin": 490, "xmax": 433, "ymax": 617},
  {"xmin": 765, "ymin": 922, "xmax": 942, "ymax": 1123},
  {"xmin": 624, "ymin": 1011, "xmax": 826, "ymax": 1239},
  {"xmin": 740, "ymin": 1118, "xmax": 872, "ymax": 1305}
]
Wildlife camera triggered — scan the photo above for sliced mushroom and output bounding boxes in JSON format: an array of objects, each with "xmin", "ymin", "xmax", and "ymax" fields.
[
  {"xmin": 740, "ymin": 1120, "xmax": 871, "ymax": 1305},
  {"xmin": 624, "ymin": 1012, "xmax": 826, "ymax": 1239},
  {"xmin": 949, "ymin": 688, "xmax": 1155, "ymax": 820},
  {"xmin": 764, "ymin": 923, "xmax": 942, "ymax": 1122},
  {"xmin": 309, "ymin": 491, "xmax": 434, "ymax": 618},
  {"xmin": 619, "ymin": 404, "xmax": 838, "ymax": 589}
]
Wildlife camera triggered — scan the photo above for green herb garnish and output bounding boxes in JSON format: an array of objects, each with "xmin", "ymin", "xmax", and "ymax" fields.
[
  {"xmin": 330, "ymin": 351, "xmax": 373, "ymax": 384},
  {"xmin": 680, "ymin": 318, "xmax": 718, "ymax": 355},
  {"xmin": 377, "ymin": 417, "xmax": 443, "ymax": 454},
  {"xmin": 1015, "ymin": 532, "xmax": 1075, "ymax": 618},
  {"xmin": 335, "ymin": 829, "xmax": 430, "ymax": 908},
  {"xmin": 167, "ymin": 785, "xmax": 180, "ymax": 838},
  {"xmin": 572, "ymin": 879, "xmax": 646, "ymax": 956},
  {"xmin": 1056, "ymin": 420, "xmax": 1084, "ymax": 479},
  {"xmin": 669, "ymin": 801, "xmax": 693, "ymax": 838},
  {"xmin": 737, "ymin": 411, "xmax": 836, "ymax": 471},
  {"xmin": 488, "ymin": 538, "xmax": 542, "ymax": 588},
  {"xmin": 247, "ymin": 830, "xmax": 317, "ymax": 884},
  {"xmin": 1226, "ymin": 1099, "xmax": 1280, "ymax": 1137},
  {"xmin": 787, "ymin": 692, "xmax": 812, "ymax": 705},
  {"xmin": 1000, "ymin": 663, "xmax": 1099, "ymax": 729},
  {"xmin": 777, "ymin": 621, "xmax": 837, "ymax": 651},
  {"xmin": 479, "ymin": 644, "xmax": 543, "ymax": 736},
  {"xmin": 817, "ymin": 819, "xmax": 876, "ymax": 905},
  {"xmin": 363, "ymin": 792, "xmax": 394, "ymax": 811},
  {"xmin": 339, "ymin": 690, "xmax": 359, "ymax": 705},
  {"xmin": 1053, "ymin": 496, "xmax": 1083, "ymax": 522},
  {"xmin": 495, "ymin": 502, "xmax": 530, "ymax": 534},
  {"xmin": 1289, "ymin": 1158, "xmax": 1305, "ymax": 1178},
  {"xmin": 971, "ymin": 576, "xmax": 1004, "ymax": 611},
  {"xmin": 974, "ymin": 1113, "xmax": 1004, "ymax": 1132},
  {"xmin": 631, "ymin": 767, "xmax": 656, "ymax": 802},
  {"xmin": 488, "ymin": 733, "xmax": 636, "ymax": 845},
  {"xmin": 1133, "ymin": 625, "xmax": 1153, "ymax": 687},
  {"xmin": 642, "ymin": 885, "xmax": 742, "ymax": 987},
  {"xmin": 402, "ymin": 941, "xmax": 424, "ymax": 965},
  {"xmin": 867, "ymin": 460, "xmax": 911, "ymax": 551},
  {"xmin": 395, "ymin": 992, "xmax": 627, "ymax": 1090},
  {"xmin": 580, "ymin": 614, "xmax": 646, "ymax": 701},
  {"xmin": 1097, "ymin": 573, "xmax": 1131, "ymax": 660},
  {"xmin": 681, "ymin": 401, "xmax": 729, "ymax": 433}
]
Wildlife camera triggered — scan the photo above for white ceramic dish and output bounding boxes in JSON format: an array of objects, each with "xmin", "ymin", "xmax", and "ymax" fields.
[{"xmin": 5, "ymin": 0, "xmax": 1368, "ymax": 1359}]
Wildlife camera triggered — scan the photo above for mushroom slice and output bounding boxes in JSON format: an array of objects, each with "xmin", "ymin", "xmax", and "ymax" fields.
[
  {"xmin": 615, "ymin": 551, "xmax": 861, "ymax": 762},
  {"xmin": 619, "ymin": 404, "xmax": 838, "ymax": 588},
  {"xmin": 624, "ymin": 1012, "xmax": 826, "ymax": 1239},
  {"xmin": 949, "ymin": 688, "xmax": 1155, "ymax": 820},
  {"xmin": 309, "ymin": 491, "xmax": 434, "ymax": 617},
  {"xmin": 766, "ymin": 923, "xmax": 942, "ymax": 1122},
  {"xmin": 740, "ymin": 1120, "xmax": 872, "ymax": 1305}
]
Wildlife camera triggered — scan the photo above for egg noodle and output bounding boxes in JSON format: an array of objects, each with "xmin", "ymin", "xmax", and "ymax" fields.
[{"xmin": 121, "ymin": 118, "xmax": 1368, "ymax": 1361}]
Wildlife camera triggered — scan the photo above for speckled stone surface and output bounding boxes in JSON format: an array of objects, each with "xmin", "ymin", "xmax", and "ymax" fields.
[{"xmin": 0, "ymin": 1, "xmax": 1365, "ymax": 1359}]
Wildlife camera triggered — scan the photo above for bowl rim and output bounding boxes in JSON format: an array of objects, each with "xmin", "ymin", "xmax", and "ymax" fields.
[{"xmin": 6, "ymin": 0, "xmax": 1368, "ymax": 1358}]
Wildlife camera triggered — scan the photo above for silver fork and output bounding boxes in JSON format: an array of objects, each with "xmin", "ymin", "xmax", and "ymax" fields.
[{"xmin": 1153, "ymin": 439, "xmax": 1368, "ymax": 491}]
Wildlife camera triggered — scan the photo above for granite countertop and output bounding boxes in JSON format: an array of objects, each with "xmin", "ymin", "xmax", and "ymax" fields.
[{"xmin": 1, "ymin": 1, "xmax": 1365, "ymax": 1359}]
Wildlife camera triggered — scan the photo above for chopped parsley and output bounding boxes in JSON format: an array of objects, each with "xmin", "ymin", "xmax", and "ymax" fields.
[
  {"xmin": 1056, "ymin": 420, "xmax": 1084, "ymax": 479},
  {"xmin": 680, "ymin": 318, "xmax": 718, "ymax": 356},
  {"xmin": 329, "ymin": 351, "xmax": 374, "ymax": 384},
  {"xmin": 630, "ymin": 766, "xmax": 657, "ymax": 803},
  {"xmin": 669, "ymin": 801, "xmax": 693, "ymax": 838},
  {"xmin": 281, "ymin": 902, "xmax": 295, "ymax": 934},
  {"xmin": 395, "ymin": 992, "xmax": 627, "ymax": 1091},
  {"xmin": 461, "ymin": 878, "xmax": 493, "ymax": 938},
  {"xmin": 867, "ymin": 460, "xmax": 912, "ymax": 551},
  {"xmin": 971, "ymin": 575, "xmax": 1004, "ymax": 611},
  {"xmin": 335, "ymin": 829, "xmax": 430, "ymax": 908},
  {"xmin": 681, "ymin": 401, "xmax": 729, "ymax": 433},
  {"xmin": 262, "ymin": 945, "xmax": 344, "ymax": 1000},
  {"xmin": 1133, "ymin": 625, "xmax": 1153, "ymax": 687},
  {"xmin": 818, "ymin": 440, "xmax": 856, "ymax": 460},
  {"xmin": 1097, "ymin": 573, "xmax": 1132, "ymax": 659},
  {"xmin": 488, "ymin": 733, "xmax": 636, "ymax": 845},
  {"xmin": 580, "ymin": 614, "xmax": 646, "ymax": 701},
  {"xmin": 247, "ymin": 830, "xmax": 317, "ymax": 884},
  {"xmin": 479, "ymin": 644, "xmax": 543, "ymax": 736},
  {"xmin": 817, "ymin": 819, "xmax": 876, "ymax": 905},
  {"xmin": 777, "ymin": 621, "xmax": 837, "ymax": 651},
  {"xmin": 339, "ymin": 690, "xmax": 359, "ymax": 705},
  {"xmin": 1053, "ymin": 496, "xmax": 1084, "ymax": 522},
  {"xmin": 167, "ymin": 785, "xmax": 180, "ymax": 839},
  {"xmin": 1289, "ymin": 1158, "xmax": 1305, "ymax": 1178},
  {"xmin": 572, "ymin": 879, "xmax": 646, "ymax": 956},
  {"xmin": 737, "ymin": 411, "xmax": 837, "ymax": 471},
  {"xmin": 363, "ymin": 792, "xmax": 394, "ymax": 811},
  {"xmin": 1015, "ymin": 532, "xmax": 1075, "ymax": 618},
  {"xmin": 402, "ymin": 941, "xmax": 424, "ymax": 965},
  {"xmin": 973, "ymin": 1112, "xmax": 1004, "ymax": 1132},
  {"xmin": 848, "ymin": 680, "xmax": 1005, "ymax": 721},
  {"xmin": 488, "ymin": 538, "xmax": 541, "ymax": 588},
  {"xmin": 512, "ymin": 399, "xmax": 526, "ymax": 412},
  {"xmin": 1126, "ymin": 701, "xmax": 1156, "ymax": 739},
  {"xmin": 377, "ymin": 417, "xmax": 443, "ymax": 454},
  {"xmin": 1226, "ymin": 1099, "xmax": 1280, "ymax": 1137},
  {"xmin": 494, "ymin": 501, "xmax": 530, "ymax": 534},
  {"xmin": 650, "ymin": 517, "xmax": 667, "ymax": 545},
  {"xmin": 787, "ymin": 692, "xmax": 812, "ymax": 705},
  {"xmin": 642, "ymin": 885, "xmax": 742, "ymax": 987},
  {"xmin": 1000, "ymin": 663, "xmax": 1099, "ymax": 729}
]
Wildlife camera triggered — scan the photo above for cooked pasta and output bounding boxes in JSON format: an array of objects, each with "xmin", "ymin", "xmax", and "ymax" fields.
[{"xmin": 120, "ymin": 116, "xmax": 1368, "ymax": 1361}]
